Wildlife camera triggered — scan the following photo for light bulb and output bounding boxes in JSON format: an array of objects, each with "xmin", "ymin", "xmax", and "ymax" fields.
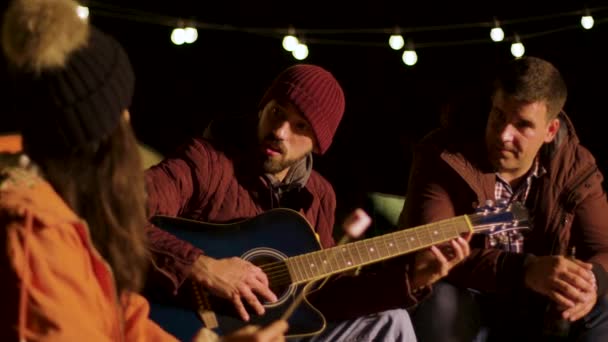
[
  {"xmin": 171, "ymin": 28, "xmax": 186, "ymax": 45},
  {"xmin": 511, "ymin": 42, "xmax": 525, "ymax": 58},
  {"xmin": 184, "ymin": 27, "xmax": 198, "ymax": 43},
  {"xmin": 282, "ymin": 35, "xmax": 299, "ymax": 51},
  {"xmin": 293, "ymin": 43, "xmax": 309, "ymax": 60},
  {"xmin": 389, "ymin": 34, "xmax": 405, "ymax": 50},
  {"xmin": 490, "ymin": 27, "xmax": 504, "ymax": 42},
  {"xmin": 581, "ymin": 15, "xmax": 594, "ymax": 29},
  {"xmin": 402, "ymin": 50, "xmax": 417, "ymax": 66}
]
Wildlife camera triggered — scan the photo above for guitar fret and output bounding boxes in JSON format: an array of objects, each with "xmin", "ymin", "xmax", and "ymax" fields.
[
  {"xmin": 390, "ymin": 232, "xmax": 404, "ymax": 255},
  {"xmin": 395, "ymin": 231, "xmax": 406, "ymax": 253},
  {"xmin": 338, "ymin": 245, "xmax": 349, "ymax": 269},
  {"xmin": 382, "ymin": 235, "xmax": 397, "ymax": 258},
  {"xmin": 321, "ymin": 249, "xmax": 336, "ymax": 274},
  {"xmin": 347, "ymin": 244, "xmax": 357, "ymax": 268},
  {"xmin": 361, "ymin": 240, "xmax": 373, "ymax": 264},
  {"xmin": 449, "ymin": 219, "xmax": 459, "ymax": 239},
  {"xmin": 371, "ymin": 236, "xmax": 382, "ymax": 260},
  {"xmin": 307, "ymin": 252, "xmax": 319, "ymax": 279},
  {"xmin": 372, "ymin": 236, "xmax": 385, "ymax": 259},
  {"xmin": 422, "ymin": 226, "xmax": 432, "ymax": 247},
  {"xmin": 328, "ymin": 247, "xmax": 340, "ymax": 271},
  {"xmin": 429, "ymin": 223, "xmax": 443, "ymax": 243},
  {"xmin": 442, "ymin": 220, "xmax": 452, "ymax": 241},
  {"xmin": 313, "ymin": 250, "xmax": 328, "ymax": 277},
  {"xmin": 381, "ymin": 235, "xmax": 392, "ymax": 258},
  {"xmin": 378, "ymin": 237, "xmax": 387, "ymax": 258},
  {"xmin": 420, "ymin": 226, "xmax": 433, "ymax": 247},
  {"xmin": 411, "ymin": 229, "xmax": 422, "ymax": 250},
  {"xmin": 303, "ymin": 253, "xmax": 316, "ymax": 279},
  {"xmin": 296, "ymin": 255, "xmax": 310, "ymax": 281},
  {"xmin": 449, "ymin": 218, "xmax": 460, "ymax": 238},
  {"xmin": 351, "ymin": 240, "xmax": 364, "ymax": 267},
  {"xmin": 289, "ymin": 256, "xmax": 300, "ymax": 282}
]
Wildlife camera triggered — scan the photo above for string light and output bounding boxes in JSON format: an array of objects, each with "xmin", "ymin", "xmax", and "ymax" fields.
[
  {"xmin": 490, "ymin": 18, "xmax": 504, "ymax": 42},
  {"xmin": 84, "ymin": 1, "xmax": 608, "ymax": 65},
  {"xmin": 171, "ymin": 28, "xmax": 186, "ymax": 45},
  {"xmin": 183, "ymin": 27, "xmax": 198, "ymax": 43},
  {"xmin": 510, "ymin": 34, "xmax": 525, "ymax": 58},
  {"xmin": 388, "ymin": 27, "xmax": 405, "ymax": 50},
  {"xmin": 293, "ymin": 42, "xmax": 309, "ymax": 60},
  {"xmin": 282, "ymin": 27, "xmax": 299, "ymax": 52},
  {"xmin": 581, "ymin": 9, "xmax": 595, "ymax": 29},
  {"xmin": 402, "ymin": 41, "xmax": 418, "ymax": 66}
]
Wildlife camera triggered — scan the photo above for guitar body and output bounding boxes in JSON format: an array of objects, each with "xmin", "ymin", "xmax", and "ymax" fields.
[{"xmin": 147, "ymin": 208, "xmax": 326, "ymax": 340}]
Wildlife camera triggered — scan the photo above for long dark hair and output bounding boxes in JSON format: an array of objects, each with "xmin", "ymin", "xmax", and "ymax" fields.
[{"xmin": 27, "ymin": 118, "xmax": 148, "ymax": 295}]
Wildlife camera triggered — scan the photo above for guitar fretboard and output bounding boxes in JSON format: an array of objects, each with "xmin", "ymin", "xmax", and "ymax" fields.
[{"xmin": 285, "ymin": 216, "xmax": 471, "ymax": 284}]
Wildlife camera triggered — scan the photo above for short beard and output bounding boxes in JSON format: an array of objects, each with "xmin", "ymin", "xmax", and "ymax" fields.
[{"xmin": 262, "ymin": 157, "xmax": 299, "ymax": 175}]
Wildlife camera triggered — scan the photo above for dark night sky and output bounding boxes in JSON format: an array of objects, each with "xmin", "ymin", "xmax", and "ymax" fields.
[{"xmin": 3, "ymin": 0, "xmax": 608, "ymax": 215}]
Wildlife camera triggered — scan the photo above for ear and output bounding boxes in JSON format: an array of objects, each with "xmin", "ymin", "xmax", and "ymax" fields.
[{"xmin": 544, "ymin": 118, "xmax": 560, "ymax": 143}]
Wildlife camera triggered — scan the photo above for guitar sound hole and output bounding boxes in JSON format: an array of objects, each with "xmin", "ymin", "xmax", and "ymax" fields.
[{"xmin": 248, "ymin": 254, "xmax": 293, "ymax": 307}]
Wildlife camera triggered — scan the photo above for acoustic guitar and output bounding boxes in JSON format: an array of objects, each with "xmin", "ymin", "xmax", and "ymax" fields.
[{"xmin": 148, "ymin": 204, "xmax": 528, "ymax": 340}]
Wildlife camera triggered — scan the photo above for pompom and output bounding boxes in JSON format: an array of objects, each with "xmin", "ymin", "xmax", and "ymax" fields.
[{"xmin": 2, "ymin": 0, "xmax": 89, "ymax": 72}]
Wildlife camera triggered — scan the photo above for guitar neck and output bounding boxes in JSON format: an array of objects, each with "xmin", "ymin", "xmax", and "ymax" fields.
[{"xmin": 285, "ymin": 215, "xmax": 472, "ymax": 284}]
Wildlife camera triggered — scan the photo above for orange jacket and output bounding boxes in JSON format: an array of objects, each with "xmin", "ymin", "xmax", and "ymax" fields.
[
  {"xmin": 0, "ymin": 133, "xmax": 163, "ymax": 169},
  {"xmin": 0, "ymin": 157, "xmax": 179, "ymax": 341},
  {"xmin": 0, "ymin": 133, "xmax": 22, "ymax": 153}
]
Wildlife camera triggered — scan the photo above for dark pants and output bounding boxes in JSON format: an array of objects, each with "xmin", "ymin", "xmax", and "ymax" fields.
[{"xmin": 412, "ymin": 281, "xmax": 608, "ymax": 342}]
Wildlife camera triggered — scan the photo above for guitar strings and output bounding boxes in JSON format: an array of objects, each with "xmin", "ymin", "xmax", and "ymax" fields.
[
  {"xmin": 260, "ymin": 221, "xmax": 510, "ymax": 285},
  {"xmin": 260, "ymin": 224, "xmax": 472, "ymax": 285}
]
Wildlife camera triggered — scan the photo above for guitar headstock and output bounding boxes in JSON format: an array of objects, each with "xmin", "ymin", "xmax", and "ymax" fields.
[{"xmin": 468, "ymin": 200, "xmax": 529, "ymax": 235}]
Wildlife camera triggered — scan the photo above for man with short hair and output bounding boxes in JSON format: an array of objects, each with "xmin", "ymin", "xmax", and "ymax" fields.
[{"xmin": 400, "ymin": 56, "xmax": 608, "ymax": 341}]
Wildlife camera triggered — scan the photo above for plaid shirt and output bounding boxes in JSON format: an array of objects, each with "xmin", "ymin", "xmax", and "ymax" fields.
[{"xmin": 487, "ymin": 158, "xmax": 546, "ymax": 253}]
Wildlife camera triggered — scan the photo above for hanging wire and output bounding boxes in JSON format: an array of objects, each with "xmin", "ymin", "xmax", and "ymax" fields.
[{"xmin": 84, "ymin": 2, "xmax": 608, "ymax": 49}]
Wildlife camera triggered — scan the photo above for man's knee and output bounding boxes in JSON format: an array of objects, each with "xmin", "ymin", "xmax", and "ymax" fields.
[
  {"xmin": 414, "ymin": 281, "xmax": 471, "ymax": 315},
  {"xmin": 311, "ymin": 309, "xmax": 416, "ymax": 342},
  {"xmin": 373, "ymin": 308, "xmax": 417, "ymax": 341},
  {"xmin": 380, "ymin": 308, "xmax": 411, "ymax": 323},
  {"xmin": 411, "ymin": 281, "xmax": 481, "ymax": 342}
]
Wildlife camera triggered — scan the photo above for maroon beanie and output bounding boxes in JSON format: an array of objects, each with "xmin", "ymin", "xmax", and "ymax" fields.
[{"xmin": 259, "ymin": 64, "xmax": 345, "ymax": 155}]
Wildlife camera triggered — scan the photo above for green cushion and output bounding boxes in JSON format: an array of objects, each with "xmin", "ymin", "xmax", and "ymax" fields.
[{"xmin": 364, "ymin": 192, "xmax": 406, "ymax": 237}]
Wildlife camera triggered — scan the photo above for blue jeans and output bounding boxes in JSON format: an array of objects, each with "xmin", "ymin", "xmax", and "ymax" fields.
[
  {"xmin": 290, "ymin": 309, "xmax": 417, "ymax": 342},
  {"xmin": 412, "ymin": 281, "xmax": 608, "ymax": 342}
]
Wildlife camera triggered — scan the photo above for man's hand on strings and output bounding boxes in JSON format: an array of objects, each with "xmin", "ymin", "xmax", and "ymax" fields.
[
  {"xmin": 191, "ymin": 255, "xmax": 278, "ymax": 322},
  {"xmin": 410, "ymin": 233, "xmax": 472, "ymax": 289}
]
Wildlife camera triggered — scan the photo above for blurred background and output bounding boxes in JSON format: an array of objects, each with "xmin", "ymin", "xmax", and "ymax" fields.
[{"xmin": 2, "ymin": 0, "xmax": 608, "ymax": 219}]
